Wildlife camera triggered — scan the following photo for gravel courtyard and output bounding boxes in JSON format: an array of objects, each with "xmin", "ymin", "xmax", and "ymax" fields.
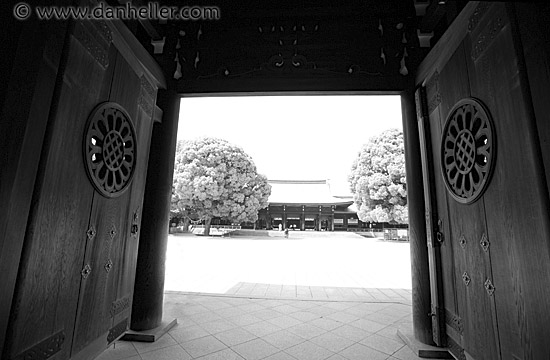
[{"xmin": 165, "ymin": 230, "xmax": 412, "ymax": 302}]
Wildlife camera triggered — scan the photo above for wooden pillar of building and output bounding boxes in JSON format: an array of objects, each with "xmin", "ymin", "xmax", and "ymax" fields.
[
  {"xmin": 301, "ymin": 206, "xmax": 305, "ymax": 231},
  {"xmin": 130, "ymin": 89, "xmax": 180, "ymax": 332},
  {"xmin": 331, "ymin": 206, "xmax": 335, "ymax": 232},
  {"xmin": 401, "ymin": 89, "xmax": 433, "ymax": 345}
]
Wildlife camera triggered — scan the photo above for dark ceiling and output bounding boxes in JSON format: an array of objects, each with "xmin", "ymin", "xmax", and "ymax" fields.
[{"xmin": 126, "ymin": 0, "xmax": 466, "ymax": 93}]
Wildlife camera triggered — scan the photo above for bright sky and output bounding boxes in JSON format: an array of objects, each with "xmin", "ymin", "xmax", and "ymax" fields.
[{"xmin": 177, "ymin": 95, "xmax": 403, "ymax": 195}]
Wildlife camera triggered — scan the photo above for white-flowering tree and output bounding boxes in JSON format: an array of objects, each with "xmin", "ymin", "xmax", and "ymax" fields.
[
  {"xmin": 172, "ymin": 137, "xmax": 271, "ymax": 235},
  {"xmin": 348, "ymin": 128, "xmax": 408, "ymax": 224},
  {"xmin": 170, "ymin": 141, "xmax": 188, "ymax": 229}
]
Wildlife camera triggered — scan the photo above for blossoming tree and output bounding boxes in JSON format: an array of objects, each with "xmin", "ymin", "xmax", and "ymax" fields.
[
  {"xmin": 348, "ymin": 128, "xmax": 408, "ymax": 224},
  {"xmin": 173, "ymin": 137, "xmax": 271, "ymax": 235}
]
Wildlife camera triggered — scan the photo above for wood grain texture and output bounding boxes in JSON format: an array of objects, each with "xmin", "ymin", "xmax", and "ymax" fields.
[
  {"xmin": 71, "ymin": 37, "xmax": 159, "ymax": 358},
  {"xmin": 403, "ymin": 89, "xmax": 433, "ymax": 345},
  {"xmin": 514, "ymin": 3, "xmax": 550, "ymax": 233},
  {"xmin": 466, "ymin": 3, "xmax": 550, "ymax": 359},
  {"xmin": 438, "ymin": 40, "xmax": 499, "ymax": 360},
  {"xmin": 0, "ymin": 20, "xmax": 69, "ymax": 359},
  {"xmin": 419, "ymin": 35, "xmax": 503, "ymax": 357},
  {"xmin": 5, "ymin": 30, "xmax": 109, "ymax": 359},
  {"xmin": 114, "ymin": 106, "xmax": 155, "ymax": 326},
  {"xmin": 418, "ymin": 98, "xmax": 447, "ymax": 346},
  {"xmin": 427, "ymin": 106, "xmax": 459, "ymax": 343},
  {"xmin": 12, "ymin": 330, "xmax": 65, "ymax": 360},
  {"xmin": 104, "ymin": 51, "xmax": 140, "ymax": 332},
  {"xmin": 416, "ymin": 1, "xmax": 480, "ymax": 87},
  {"xmin": 107, "ymin": 52, "xmax": 151, "ymax": 329},
  {"xmin": 423, "ymin": 47, "xmax": 464, "ymax": 350},
  {"xmin": 69, "ymin": 329, "xmax": 112, "ymax": 360},
  {"xmin": 71, "ymin": 190, "xmax": 127, "ymax": 354},
  {"xmin": 71, "ymin": 49, "xmax": 139, "ymax": 356},
  {"xmin": 131, "ymin": 90, "xmax": 180, "ymax": 330},
  {"xmin": 106, "ymin": 20, "xmax": 166, "ymax": 90}
]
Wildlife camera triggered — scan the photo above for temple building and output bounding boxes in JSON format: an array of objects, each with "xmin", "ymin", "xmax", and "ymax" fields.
[{"xmin": 257, "ymin": 180, "xmax": 363, "ymax": 231}]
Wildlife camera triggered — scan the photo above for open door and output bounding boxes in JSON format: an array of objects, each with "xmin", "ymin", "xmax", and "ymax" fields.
[
  {"xmin": 415, "ymin": 2, "xmax": 550, "ymax": 359},
  {"xmin": 4, "ymin": 18, "xmax": 163, "ymax": 360}
]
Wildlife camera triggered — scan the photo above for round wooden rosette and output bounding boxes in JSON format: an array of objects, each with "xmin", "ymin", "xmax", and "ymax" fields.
[
  {"xmin": 440, "ymin": 98, "xmax": 496, "ymax": 204},
  {"xmin": 83, "ymin": 102, "xmax": 137, "ymax": 198}
]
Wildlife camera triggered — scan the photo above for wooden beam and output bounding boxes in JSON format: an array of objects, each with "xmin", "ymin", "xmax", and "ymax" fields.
[
  {"xmin": 415, "ymin": 1, "xmax": 479, "ymax": 86},
  {"xmin": 139, "ymin": 19, "xmax": 162, "ymax": 41},
  {"xmin": 117, "ymin": 0, "xmax": 162, "ymax": 40},
  {"xmin": 419, "ymin": 1, "xmax": 448, "ymax": 33},
  {"xmin": 177, "ymin": 76, "xmax": 410, "ymax": 94},
  {"xmin": 106, "ymin": 19, "xmax": 166, "ymax": 89}
]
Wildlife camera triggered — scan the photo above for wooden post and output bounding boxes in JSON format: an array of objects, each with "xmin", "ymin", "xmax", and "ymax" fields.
[
  {"xmin": 401, "ymin": 89, "xmax": 434, "ymax": 345},
  {"xmin": 130, "ymin": 90, "xmax": 180, "ymax": 331}
]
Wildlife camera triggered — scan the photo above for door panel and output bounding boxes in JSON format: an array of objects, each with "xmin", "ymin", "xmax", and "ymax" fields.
[
  {"xmin": 113, "ymin": 101, "xmax": 155, "ymax": 327},
  {"xmin": 437, "ymin": 42, "xmax": 499, "ymax": 360},
  {"xmin": 72, "ymin": 193, "xmax": 130, "ymax": 354},
  {"xmin": 425, "ymin": 90, "xmax": 459, "ymax": 344},
  {"xmin": 465, "ymin": 3, "xmax": 550, "ymax": 359},
  {"xmin": 102, "ymin": 50, "xmax": 142, "ymax": 334},
  {"xmin": 109, "ymin": 57, "xmax": 157, "ymax": 328},
  {"xmin": 6, "ymin": 18, "xmax": 161, "ymax": 360},
  {"xmin": 419, "ymin": 2, "xmax": 550, "ymax": 359},
  {"xmin": 71, "ymin": 49, "xmax": 143, "ymax": 355},
  {"xmin": 417, "ymin": 86, "xmax": 445, "ymax": 345},
  {"xmin": 4, "ymin": 23, "xmax": 112, "ymax": 360}
]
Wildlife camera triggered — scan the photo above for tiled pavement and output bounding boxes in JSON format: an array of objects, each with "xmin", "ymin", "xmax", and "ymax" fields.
[
  {"xmin": 96, "ymin": 291, "xmax": 447, "ymax": 360},
  {"xmin": 96, "ymin": 232, "xmax": 445, "ymax": 360},
  {"xmin": 225, "ymin": 283, "xmax": 412, "ymax": 303}
]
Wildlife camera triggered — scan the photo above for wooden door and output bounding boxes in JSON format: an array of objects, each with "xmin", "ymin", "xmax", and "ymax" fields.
[
  {"xmin": 71, "ymin": 45, "xmax": 157, "ymax": 358},
  {"xmin": 416, "ymin": 2, "xmax": 550, "ymax": 359},
  {"xmin": 4, "ymin": 19, "xmax": 113, "ymax": 360},
  {"xmin": 420, "ymin": 44, "xmax": 499, "ymax": 360},
  {"xmin": 70, "ymin": 49, "xmax": 139, "ymax": 355},
  {"xmin": 4, "ymin": 18, "xmax": 159, "ymax": 360}
]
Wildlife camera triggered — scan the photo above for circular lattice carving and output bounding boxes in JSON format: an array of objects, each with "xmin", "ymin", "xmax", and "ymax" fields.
[
  {"xmin": 441, "ymin": 98, "xmax": 495, "ymax": 204},
  {"xmin": 84, "ymin": 102, "xmax": 137, "ymax": 198}
]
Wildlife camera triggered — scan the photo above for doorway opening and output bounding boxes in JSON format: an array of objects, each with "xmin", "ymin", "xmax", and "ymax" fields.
[{"xmin": 166, "ymin": 94, "xmax": 411, "ymax": 302}]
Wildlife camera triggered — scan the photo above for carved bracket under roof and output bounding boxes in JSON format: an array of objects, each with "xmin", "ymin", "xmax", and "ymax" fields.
[
  {"xmin": 170, "ymin": 17, "xmax": 416, "ymax": 81},
  {"xmin": 144, "ymin": 0, "xmax": 428, "ymax": 91}
]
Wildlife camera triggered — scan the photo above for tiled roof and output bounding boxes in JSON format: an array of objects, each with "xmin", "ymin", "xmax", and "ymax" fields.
[
  {"xmin": 334, "ymin": 202, "xmax": 359, "ymax": 213},
  {"xmin": 267, "ymin": 180, "xmax": 354, "ymax": 206}
]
